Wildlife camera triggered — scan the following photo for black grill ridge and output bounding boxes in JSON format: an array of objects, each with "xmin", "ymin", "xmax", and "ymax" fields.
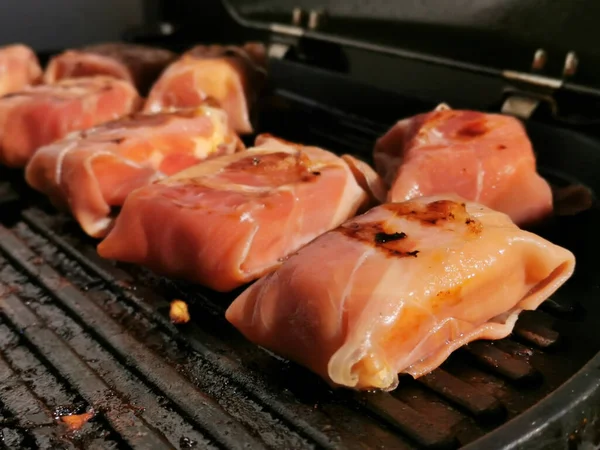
[{"xmin": 0, "ymin": 93, "xmax": 596, "ymax": 450}]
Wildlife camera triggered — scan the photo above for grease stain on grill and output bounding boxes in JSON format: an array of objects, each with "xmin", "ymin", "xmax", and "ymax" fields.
[
  {"xmin": 180, "ymin": 436, "xmax": 198, "ymax": 448},
  {"xmin": 59, "ymin": 409, "xmax": 95, "ymax": 431}
]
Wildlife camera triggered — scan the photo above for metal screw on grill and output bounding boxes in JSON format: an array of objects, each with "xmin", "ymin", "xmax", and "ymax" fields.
[
  {"xmin": 308, "ymin": 9, "xmax": 327, "ymax": 30},
  {"xmin": 563, "ymin": 51, "xmax": 579, "ymax": 77},
  {"xmin": 531, "ymin": 49, "xmax": 547, "ymax": 71},
  {"xmin": 291, "ymin": 7, "xmax": 307, "ymax": 27},
  {"xmin": 159, "ymin": 22, "xmax": 175, "ymax": 36},
  {"xmin": 268, "ymin": 43, "xmax": 291, "ymax": 60}
]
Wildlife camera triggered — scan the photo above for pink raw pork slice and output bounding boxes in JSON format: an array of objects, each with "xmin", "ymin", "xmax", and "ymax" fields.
[
  {"xmin": 143, "ymin": 43, "xmax": 267, "ymax": 134},
  {"xmin": 98, "ymin": 134, "xmax": 382, "ymax": 291},
  {"xmin": 226, "ymin": 195, "xmax": 575, "ymax": 390},
  {"xmin": 44, "ymin": 42, "xmax": 176, "ymax": 94},
  {"xmin": 25, "ymin": 104, "xmax": 242, "ymax": 237},
  {"xmin": 0, "ymin": 44, "xmax": 42, "ymax": 96},
  {"xmin": 374, "ymin": 105, "xmax": 553, "ymax": 226},
  {"xmin": 0, "ymin": 76, "xmax": 140, "ymax": 167}
]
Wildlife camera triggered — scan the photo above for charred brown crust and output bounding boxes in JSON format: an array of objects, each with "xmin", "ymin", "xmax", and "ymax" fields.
[
  {"xmin": 338, "ymin": 222, "xmax": 419, "ymax": 258},
  {"xmin": 456, "ymin": 119, "xmax": 489, "ymax": 138},
  {"xmin": 225, "ymin": 151, "xmax": 321, "ymax": 184},
  {"xmin": 374, "ymin": 231, "xmax": 407, "ymax": 243},
  {"xmin": 339, "ymin": 200, "xmax": 483, "ymax": 258},
  {"xmin": 383, "ymin": 200, "xmax": 482, "ymax": 235}
]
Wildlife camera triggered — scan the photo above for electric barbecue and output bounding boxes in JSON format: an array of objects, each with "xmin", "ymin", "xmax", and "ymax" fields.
[{"xmin": 0, "ymin": 0, "xmax": 599, "ymax": 449}]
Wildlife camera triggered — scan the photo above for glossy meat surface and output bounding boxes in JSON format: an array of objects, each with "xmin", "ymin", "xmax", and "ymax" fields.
[
  {"xmin": 226, "ymin": 195, "xmax": 575, "ymax": 390},
  {"xmin": 374, "ymin": 107, "xmax": 553, "ymax": 226},
  {"xmin": 44, "ymin": 43, "xmax": 176, "ymax": 94},
  {"xmin": 98, "ymin": 134, "xmax": 379, "ymax": 291},
  {"xmin": 26, "ymin": 105, "xmax": 242, "ymax": 237},
  {"xmin": 0, "ymin": 76, "xmax": 140, "ymax": 167},
  {"xmin": 0, "ymin": 44, "xmax": 42, "ymax": 96},
  {"xmin": 143, "ymin": 43, "xmax": 267, "ymax": 134}
]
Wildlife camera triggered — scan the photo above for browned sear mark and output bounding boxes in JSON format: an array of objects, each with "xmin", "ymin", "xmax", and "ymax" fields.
[
  {"xmin": 385, "ymin": 199, "xmax": 469, "ymax": 225},
  {"xmin": 385, "ymin": 199, "xmax": 483, "ymax": 236},
  {"xmin": 465, "ymin": 217, "xmax": 483, "ymax": 234},
  {"xmin": 339, "ymin": 222, "xmax": 418, "ymax": 258},
  {"xmin": 226, "ymin": 151, "xmax": 320, "ymax": 184},
  {"xmin": 430, "ymin": 286, "xmax": 464, "ymax": 311},
  {"xmin": 456, "ymin": 119, "xmax": 489, "ymax": 138},
  {"xmin": 374, "ymin": 231, "xmax": 406, "ymax": 243}
]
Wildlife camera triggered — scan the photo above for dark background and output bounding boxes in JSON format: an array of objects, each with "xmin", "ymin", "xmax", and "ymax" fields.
[{"xmin": 0, "ymin": 0, "xmax": 143, "ymax": 49}]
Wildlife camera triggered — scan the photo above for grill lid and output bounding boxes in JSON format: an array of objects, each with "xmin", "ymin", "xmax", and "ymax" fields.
[
  {"xmin": 222, "ymin": 0, "xmax": 600, "ymax": 87},
  {"xmin": 198, "ymin": 0, "xmax": 600, "ymax": 127}
]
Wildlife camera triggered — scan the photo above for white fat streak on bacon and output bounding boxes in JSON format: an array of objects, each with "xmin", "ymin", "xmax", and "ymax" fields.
[
  {"xmin": 475, "ymin": 159, "xmax": 485, "ymax": 202},
  {"xmin": 83, "ymin": 216, "xmax": 114, "ymax": 237},
  {"xmin": 238, "ymin": 217, "xmax": 261, "ymax": 276},
  {"xmin": 54, "ymin": 139, "xmax": 79, "ymax": 185},
  {"xmin": 336, "ymin": 246, "xmax": 375, "ymax": 336}
]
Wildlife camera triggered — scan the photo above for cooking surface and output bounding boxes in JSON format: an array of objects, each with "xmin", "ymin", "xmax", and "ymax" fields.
[{"xmin": 0, "ymin": 88, "xmax": 598, "ymax": 449}]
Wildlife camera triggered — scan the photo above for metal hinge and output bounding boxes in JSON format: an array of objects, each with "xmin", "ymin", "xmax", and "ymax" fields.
[
  {"xmin": 501, "ymin": 50, "xmax": 578, "ymax": 120},
  {"xmin": 267, "ymin": 7, "xmax": 328, "ymax": 60}
]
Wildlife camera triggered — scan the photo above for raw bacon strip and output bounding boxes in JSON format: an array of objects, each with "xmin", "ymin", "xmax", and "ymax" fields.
[
  {"xmin": 98, "ymin": 134, "xmax": 381, "ymax": 291},
  {"xmin": 0, "ymin": 76, "xmax": 140, "ymax": 167},
  {"xmin": 226, "ymin": 195, "xmax": 575, "ymax": 391},
  {"xmin": 144, "ymin": 42, "xmax": 267, "ymax": 134},
  {"xmin": 0, "ymin": 44, "xmax": 42, "ymax": 96},
  {"xmin": 44, "ymin": 43, "xmax": 176, "ymax": 94},
  {"xmin": 374, "ymin": 106, "xmax": 553, "ymax": 226},
  {"xmin": 25, "ymin": 105, "xmax": 242, "ymax": 238}
]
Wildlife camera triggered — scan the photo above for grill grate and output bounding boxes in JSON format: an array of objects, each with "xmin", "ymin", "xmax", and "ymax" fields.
[{"xmin": 0, "ymin": 93, "xmax": 596, "ymax": 449}]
